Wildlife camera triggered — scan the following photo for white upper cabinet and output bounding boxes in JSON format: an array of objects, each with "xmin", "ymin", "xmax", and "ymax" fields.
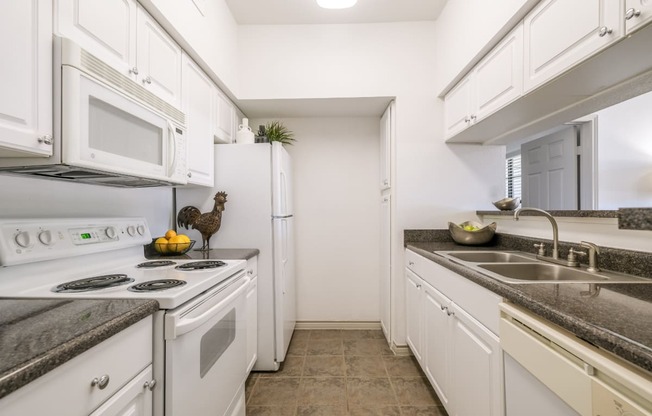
[
  {"xmin": 625, "ymin": 0, "xmax": 652, "ymax": 34},
  {"xmin": 0, "ymin": 0, "xmax": 53, "ymax": 157},
  {"xmin": 444, "ymin": 23, "xmax": 524, "ymax": 139},
  {"xmin": 523, "ymin": 0, "xmax": 623, "ymax": 93},
  {"xmin": 379, "ymin": 103, "xmax": 393, "ymax": 190},
  {"xmin": 57, "ymin": 0, "xmax": 138, "ymax": 77},
  {"xmin": 214, "ymin": 89, "xmax": 235, "ymax": 144},
  {"xmin": 57, "ymin": 0, "xmax": 182, "ymax": 107},
  {"xmin": 182, "ymin": 53, "xmax": 214, "ymax": 187},
  {"xmin": 136, "ymin": 7, "xmax": 182, "ymax": 108}
]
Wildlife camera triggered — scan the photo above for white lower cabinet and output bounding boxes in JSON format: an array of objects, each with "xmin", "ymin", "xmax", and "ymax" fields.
[
  {"xmin": 246, "ymin": 267, "xmax": 259, "ymax": 373},
  {"xmin": 90, "ymin": 365, "xmax": 153, "ymax": 416},
  {"xmin": 406, "ymin": 249, "xmax": 503, "ymax": 416}
]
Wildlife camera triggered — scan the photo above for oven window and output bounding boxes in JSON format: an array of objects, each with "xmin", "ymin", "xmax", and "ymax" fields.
[
  {"xmin": 88, "ymin": 96, "xmax": 163, "ymax": 165},
  {"xmin": 200, "ymin": 308, "xmax": 236, "ymax": 378}
]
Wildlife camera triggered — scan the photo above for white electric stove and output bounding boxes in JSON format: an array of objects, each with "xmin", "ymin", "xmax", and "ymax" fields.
[{"xmin": 0, "ymin": 218, "xmax": 251, "ymax": 416}]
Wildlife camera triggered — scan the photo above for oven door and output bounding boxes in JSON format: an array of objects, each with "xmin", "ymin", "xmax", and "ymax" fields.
[
  {"xmin": 60, "ymin": 66, "xmax": 187, "ymax": 184},
  {"xmin": 164, "ymin": 271, "xmax": 249, "ymax": 416}
]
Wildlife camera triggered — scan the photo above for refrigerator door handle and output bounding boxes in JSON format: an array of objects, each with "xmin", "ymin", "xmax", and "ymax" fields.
[{"xmin": 272, "ymin": 215, "xmax": 293, "ymax": 219}]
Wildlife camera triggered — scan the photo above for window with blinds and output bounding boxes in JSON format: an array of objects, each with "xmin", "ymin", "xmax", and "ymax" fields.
[{"xmin": 506, "ymin": 153, "xmax": 521, "ymax": 198}]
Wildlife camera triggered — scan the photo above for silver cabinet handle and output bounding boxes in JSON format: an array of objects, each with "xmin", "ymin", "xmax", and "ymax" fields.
[
  {"xmin": 38, "ymin": 134, "xmax": 53, "ymax": 145},
  {"xmin": 247, "ymin": 269, "xmax": 254, "ymax": 275},
  {"xmin": 383, "ymin": 179, "xmax": 389, "ymax": 185},
  {"xmin": 470, "ymin": 115, "xmax": 477, "ymax": 120},
  {"xmin": 129, "ymin": 67, "xmax": 139, "ymax": 75},
  {"xmin": 416, "ymin": 284, "xmax": 421, "ymax": 289},
  {"xmin": 598, "ymin": 26, "xmax": 612, "ymax": 37},
  {"xmin": 143, "ymin": 379, "xmax": 156, "ymax": 391},
  {"xmin": 187, "ymin": 172, "xmax": 192, "ymax": 178},
  {"xmin": 464, "ymin": 116, "xmax": 470, "ymax": 123},
  {"xmin": 625, "ymin": 8, "xmax": 641, "ymax": 20},
  {"xmin": 408, "ymin": 261, "xmax": 415, "ymax": 266},
  {"xmin": 91, "ymin": 375, "xmax": 110, "ymax": 390},
  {"xmin": 446, "ymin": 309, "xmax": 455, "ymax": 317},
  {"xmin": 440, "ymin": 305, "xmax": 447, "ymax": 311},
  {"xmin": 142, "ymin": 76, "xmax": 152, "ymax": 85}
]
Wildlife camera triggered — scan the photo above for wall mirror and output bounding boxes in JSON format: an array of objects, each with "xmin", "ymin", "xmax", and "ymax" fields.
[{"xmin": 504, "ymin": 89, "xmax": 652, "ymax": 211}]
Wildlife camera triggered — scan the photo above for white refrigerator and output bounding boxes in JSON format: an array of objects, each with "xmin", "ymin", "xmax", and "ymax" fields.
[{"xmin": 175, "ymin": 142, "xmax": 296, "ymax": 371}]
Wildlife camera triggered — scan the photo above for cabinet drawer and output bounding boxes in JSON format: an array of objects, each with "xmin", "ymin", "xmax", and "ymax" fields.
[
  {"xmin": 0, "ymin": 317, "xmax": 152, "ymax": 416},
  {"xmin": 405, "ymin": 249, "xmax": 432, "ymax": 278}
]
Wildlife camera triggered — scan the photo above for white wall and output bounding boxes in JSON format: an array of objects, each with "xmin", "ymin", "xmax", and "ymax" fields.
[
  {"xmin": 596, "ymin": 91, "xmax": 652, "ymax": 209},
  {"xmin": 0, "ymin": 175, "xmax": 174, "ymax": 236},
  {"xmin": 250, "ymin": 117, "xmax": 381, "ymax": 322}
]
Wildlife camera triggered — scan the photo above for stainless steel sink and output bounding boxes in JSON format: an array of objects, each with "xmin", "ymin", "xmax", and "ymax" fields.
[
  {"xmin": 478, "ymin": 263, "xmax": 649, "ymax": 284},
  {"xmin": 443, "ymin": 251, "xmax": 535, "ymax": 263}
]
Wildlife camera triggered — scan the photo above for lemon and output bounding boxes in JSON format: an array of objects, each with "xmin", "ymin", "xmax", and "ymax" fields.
[
  {"xmin": 177, "ymin": 234, "xmax": 190, "ymax": 243},
  {"xmin": 154, "ymin": 237, "xmax": 169, "ymax": 253},
  {"xmin": 165, "ymin": 229, "xmax": 177, "ymax": 239},
  {"xmin": 168, "ymin": 235, "xmax": 190, "ymax": 253}
]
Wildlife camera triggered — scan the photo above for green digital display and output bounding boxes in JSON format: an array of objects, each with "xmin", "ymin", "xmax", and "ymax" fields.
[{"xmin": 81, "ymin": 233, "xmax": 92, "ymax": 239}]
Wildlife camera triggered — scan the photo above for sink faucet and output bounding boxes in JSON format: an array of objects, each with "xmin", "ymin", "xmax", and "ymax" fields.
[
  {"xmin": 580, "ymin": 241, "xmax": 601, "ymax": 272},
  {"xmin": 514, "ymin": 207, "xmax": 560, "ymax": 259}
]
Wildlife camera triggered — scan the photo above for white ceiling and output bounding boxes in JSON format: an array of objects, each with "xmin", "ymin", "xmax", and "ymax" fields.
[{"xmin": 225, "ymin": 0, "xmax": 447, "ymax": 25}]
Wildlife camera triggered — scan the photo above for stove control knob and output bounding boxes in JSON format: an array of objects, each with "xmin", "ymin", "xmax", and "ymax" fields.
[
  {"xmin": 38, "ymin": 230, "xmax": 55, "ymax": 246},
  {"xmin": 15, "ymin": 231, "xmax": 32, "ymax": 248},
  {"xmin": 137, "ymin": 225, "xmax": 146, "ymax": 236},
  {"xmin": 127, "ymin": 225, "xmax": 136, "ymax": 236},
  {"xmin": 105, "ymin": 227, "xmax": 117, "ymax": 239}
]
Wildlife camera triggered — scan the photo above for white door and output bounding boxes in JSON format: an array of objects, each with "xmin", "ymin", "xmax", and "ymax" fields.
[
  {"xmin": 444, "ymin": 75, "xmax": 474, "ymax": 138},
  {"xmin": 450, "ymin": 303, "xmax": 503, "ymax": 416},
  {"xmin": 182, "ymin": 53, "xmax": 214, "ymax": 186},
  {"xmin": 423, "ymin": 283, "xmax": 451, "ymax": 410},
  {"xmin": 379, "ymin": 103, "xmax": 392, "ymax": 190},
  {"xmin": 523, "ymin": 0, "xmax": 622, "ymax": 92},
  {"xmin": 521, "ymin": 126, "xmax": 578, "ymax": 209},
  {"xmin": 405, "ymin": 269, "xmax": 423, "ymax": 362},
  {"xmin": 625, "ymin": 0, "xmax": 652, "ymax": 34},
  {"xmin": 379, "ymin": 194, "xmax": 391, "ymax": 341},
  {"xmin": 0, "ymin": 0, "xmax": 52, "ymax": 157},
  {"xmin": 474, "ymin": 23, "xmax": 524, "ymax": 122},
  {"xmin": 136, "ymin": 7, "xmax": 182, "ymax": 108},
  {"xmin": 89, "ymin": 366, "xmax": 153, "ymax": 416},
  {"xmin": 273, "ymin": 216, "xmax": 296, "ymax": 363},
  {"xmin": 57, "ymin": 0, "xmax": 138, "ymax": 78}
]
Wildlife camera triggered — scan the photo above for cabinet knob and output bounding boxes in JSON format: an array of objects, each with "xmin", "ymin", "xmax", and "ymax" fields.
[
  {"xmin": 38, "ymin": 134, "xmax": 53, "ymax": 145},
  {"xmin": 129, "ymin": 67, "xmax": 139, "ymax": 75},
  {"xmin": 143, "ymin": 379, "xmax": 157, "ymax": 391},
  {"xmin": 383, "ymin": 179, "xmax": 389, "ymax": 185},
  {"xmin": 247, "ymin": 269, "xmax": 254, "ymax": 275},
  {"xmin": 464, "ymin": 117, "xmax": 471, "ymax": 123},
  {"xmin": 91, "ymin": 375, "xmax": 110, "ymax": 390},
  {"xmin": 187, "ymin": 172, "xmax": 192, "ymax": 178},
  {"xmin": 408, "ymin": 261, "xmax": 415, "ymax": 266},
  {"xmin": 440, "ymin": 305, "xmax": 447, "ymax": 311},
  {"xmin": 598, "ymin": 26, "xmax": 613, "ymax": 37},
  {"xmin": 470, "ymin": 115, "xmax": 477, "ymax": 120},
  {"xmin": 142, "ymin": 76, "xmax": 152, "ymax": 85},
  {"xmin": 446, "ymin": 309, "xmax": 455, "ymax": 317},
  {"xmin": 416, "ymin": 284, "xmax": 421, "ymax": 289},
  {"xmin": 625, "ymin": 8, "xmax": 641, "ymax": 20}
]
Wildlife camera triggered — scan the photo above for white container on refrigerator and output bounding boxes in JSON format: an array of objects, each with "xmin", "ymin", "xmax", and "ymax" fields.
[{"xmin": 176, "ymin": 142, "xmax": 296, "ymax": 371}]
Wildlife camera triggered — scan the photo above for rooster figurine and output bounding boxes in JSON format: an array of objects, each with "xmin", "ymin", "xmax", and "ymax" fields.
[{"xmin": 177, "ymin": 192, "xmax": 228, "ymax": 251}]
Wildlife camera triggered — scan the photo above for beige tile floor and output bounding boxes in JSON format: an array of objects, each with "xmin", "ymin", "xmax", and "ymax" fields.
[{"xmin": 245, "ymin": 330, "xmax": 448, "ymax": 416}]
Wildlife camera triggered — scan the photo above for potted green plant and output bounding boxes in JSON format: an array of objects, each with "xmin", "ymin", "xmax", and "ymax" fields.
[{"xmin": 265, "ymin": 121, "xmax": 295, "ymax": 145}]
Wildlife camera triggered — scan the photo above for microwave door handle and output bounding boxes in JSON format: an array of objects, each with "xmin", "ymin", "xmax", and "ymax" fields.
[
  {"xmin": 165, "ymin": 276, "xmax": 249, "ymax": 340},
  {"xmin": 167, "ymin": 121, "xmax": 177, "ymax": 178}
]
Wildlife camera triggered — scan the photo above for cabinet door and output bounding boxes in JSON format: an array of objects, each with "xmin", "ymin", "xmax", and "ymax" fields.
[
  {"xmin": 0, "ymin": 0, "xmax": 52, "ymax": 157},
  {"xmin": 214, "ymin": 89, "xmax": 235, "ymax": 144},
  {"xmin": 57, "ymin": 0, "xmax": 138, "ymax": 78},
  {"xmin": 450, "ymin": 303, "xmax": 503, "ymax": 416},
  {"xmin": 444, "ymin": 75, "xmax": 474, "ymax": 139},
  {"xmin": 523, "ymin": 0, "xmax": 623, "ymax": 92},
  {"xmin": 625, "ymin": 0, "xmax": 652, "ymax": 34},
  {"xmin": 405, "ymin": 269, "xmax": 423, "ymax": 362},
  {"xmin": 136, "ymin": 7, "xmax": 182, "ymax": 108},
  {"xmin": 379, "ymin": 194, "xmax": 391, "ymax": 342},
  {"xmin": 246, "ymin": 275, "xmax": 258, "ymax": 373},
  {"xmin": 182, "ymin": 53, "xmax": 214, "ymax": 186},
  {"xmin": 423, "ymin": 284, "xmax": 452, "ymax": 410},
  {"xmin": 379, "ymin": 103, "xmax": 392, "ymax": 190},
  {"xmin": 474, "ymin": 23, "xmax": 524, "ymax": 122},
  {"xmin": 89, "ymin": 366, "xmax": 153, "ymax": 416}
]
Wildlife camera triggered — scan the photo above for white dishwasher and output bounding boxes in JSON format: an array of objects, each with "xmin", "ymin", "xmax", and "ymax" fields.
[{"xmin": 500, "ymin": 303, "xmax": 652, "ymax": 416}]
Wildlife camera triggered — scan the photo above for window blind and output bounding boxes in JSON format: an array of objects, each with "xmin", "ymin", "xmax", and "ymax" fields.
[{"xmin": 506, "ymin": 154, "xmax": 521, "ymax": 198}]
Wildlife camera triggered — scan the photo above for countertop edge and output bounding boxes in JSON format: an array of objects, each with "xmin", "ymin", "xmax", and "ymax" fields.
[
  {"xmin": 0, "ymin": 299, "xmax": 159, "ymax": 400},
  {"xmin": 405, "ymin": 243, "xmax": 652, "ymax": 373}
]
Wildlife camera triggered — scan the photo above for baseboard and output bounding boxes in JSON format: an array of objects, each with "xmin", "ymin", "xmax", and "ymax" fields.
[
  {"xmin": 391, "ymin": 343, "xmax": 412, "ymax": 356},
  {"xmin": 295, "ymin": 321, "xmax": 382, "ymax": 330}
]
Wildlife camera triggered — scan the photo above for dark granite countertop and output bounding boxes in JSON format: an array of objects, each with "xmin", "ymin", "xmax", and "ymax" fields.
[
  {"xmin": 144, "ymin": 246, "xmax": 259, "ymax": 260},
  {"xmin": 405, "ymin": 240, "xmax": 652, "ymax": 373},
  {"xmin": 0, "ymin": 298, "xmax": 158, "ymax": 399}
]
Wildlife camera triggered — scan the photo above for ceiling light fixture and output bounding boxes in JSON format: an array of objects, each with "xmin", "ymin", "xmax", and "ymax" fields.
[{"xmin": 316, "ymin": 0, "xmax": 358, "ymax": 9}]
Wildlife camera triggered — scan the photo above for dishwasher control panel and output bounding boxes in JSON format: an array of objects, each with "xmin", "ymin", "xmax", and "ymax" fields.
[{"xmin": 592, "ymin": 380, "xmax": 651, "ymax": 416}]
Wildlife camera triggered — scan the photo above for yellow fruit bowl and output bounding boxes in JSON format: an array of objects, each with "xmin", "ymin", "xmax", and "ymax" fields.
[{"xmin": 152, "ymin": 239, "xmax": 195, "ymax": 255}]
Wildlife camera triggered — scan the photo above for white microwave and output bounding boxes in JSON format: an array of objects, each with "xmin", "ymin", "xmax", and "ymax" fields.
[{"xmin": 0, "ymin": 36, "xmax": 187, "ymax": 187}]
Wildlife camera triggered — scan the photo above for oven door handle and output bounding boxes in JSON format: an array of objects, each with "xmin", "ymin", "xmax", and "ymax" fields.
[{"xmin": 165, "ymin": 275, "xmax": 250, "ymax": 340}]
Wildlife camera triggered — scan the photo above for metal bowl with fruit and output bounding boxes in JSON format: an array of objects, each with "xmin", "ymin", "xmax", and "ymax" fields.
[
  {"xmin": 492, "ymin": 197, "xmax": 520, "ymax": 211},
  {"xmin": 152, "ymin": 230, "xmax": 195, "ymax": 255},
  {"xmin": 448, "ymin": 221, "xmax": 497, "ymax": 245}
]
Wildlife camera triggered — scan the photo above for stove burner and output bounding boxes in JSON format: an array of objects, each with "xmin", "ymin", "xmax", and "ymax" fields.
[
  {"xmin": 53, "ymin": 274, "xmax": 135, "ymax": 293},
  {"xmin": 175, "ymin": 260, "xmax": 226, "ymax": 271},
  {"xmin": 128, "ymin": 279, "xmax": 187, "ymax": 292},
  {"xmin": 137, "ymin": 260, "xmax": 177, "ymax": 268}
]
